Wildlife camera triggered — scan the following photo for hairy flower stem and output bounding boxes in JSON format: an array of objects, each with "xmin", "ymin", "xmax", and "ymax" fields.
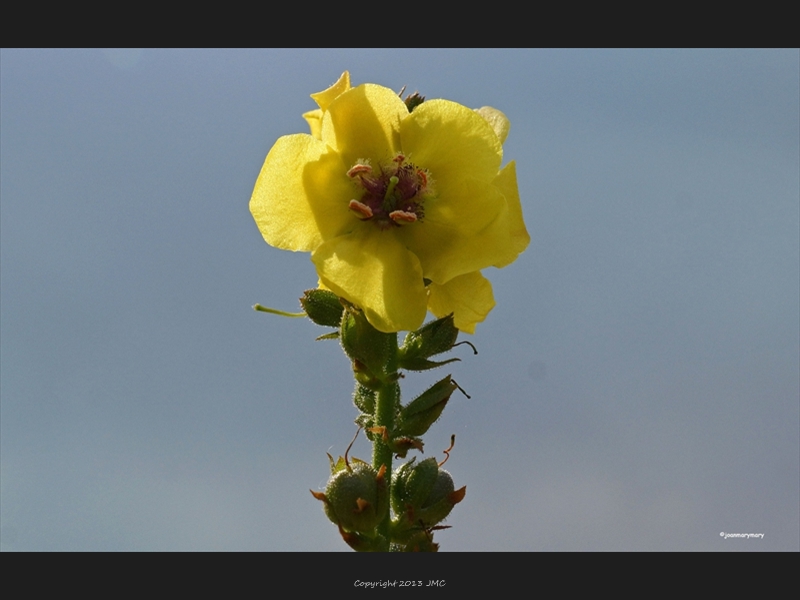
[{"xmin": 373, "ymin": 334, "xmax": 399, "ymax": 551}]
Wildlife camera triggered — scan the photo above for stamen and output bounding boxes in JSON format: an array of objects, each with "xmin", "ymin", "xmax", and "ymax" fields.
[
  {"xmin": 349, "ymin": 199, "xmax": 374, "ymax": 219},
  {"xmin": 346, "ymin": 156, "xmax": 428, "ymax": 229},
  {"xmin": 389, "ymin": 210, "xmax": 418, "ymax": 224},
  {"xmin": 347, "ymin": 164, "xmax": 372, "ymax": 178},
  {"xmin": 417, "ymin": 168, "xmax": 428, "ymax": 189}
]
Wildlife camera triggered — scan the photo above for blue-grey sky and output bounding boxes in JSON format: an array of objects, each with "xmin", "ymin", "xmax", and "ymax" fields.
[{"xmin": 1, "ymin": 48, "xmax": 798, "ymax": 551}]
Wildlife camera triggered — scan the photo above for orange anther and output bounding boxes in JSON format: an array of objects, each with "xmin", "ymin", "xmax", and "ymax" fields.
[
  {"xmin": 389, "ymin": 210, "xmax": 417, "ymax": 224},
  {"xmin": 347, "ymin": 164, "xmax": 372, "ymax": 177},
  {"xmin": 349, "ymin": 200, "xmax": 374, "ymax": 219}
]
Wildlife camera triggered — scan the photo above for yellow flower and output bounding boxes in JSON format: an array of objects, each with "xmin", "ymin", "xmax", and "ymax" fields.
[{"xmin": 250, "ymin": 72, "xmax": 529, "ymax": 333}]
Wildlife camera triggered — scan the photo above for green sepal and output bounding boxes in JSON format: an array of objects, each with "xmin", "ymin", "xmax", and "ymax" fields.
[
  {"xmin": 403, "ymin": 457, "xmax": 439, "ymax": 508},
  {"xmin": 397, "ymin": 375, "xmax": 457, "ymax": 437},
  {"xmin": 390, "ymin": 458, "xmax": 416, "ymax": 515},
  {"xmin": 391, "ymin": 531, "xmax": 440, "ymax": 552},
  {"xmin": 315, "ymin": 331, "xmax": 339, "ymax": 341},
  {"xmin": 354, "ymin": 413, "xmax": 374, "ymax": 434},
  {"xmin": 413, "ymin": 470, "xmax": 462, "ymax": 528},
  {"xmin": 353, "ymin": 384, "xmax": 376, "ymax": 414},
  {"xmin": 391, "ymin": 457, "xmax": 437, "ymax": 513},
  {"xmin": 397, "ymin": 314, "xmax": 459, "ymax": 371},
  {"xmin": 395, "ymin": 356, "xmax": 461, "ymax": 372},
  {"xmin": 352, "ymin": 361, "xmax": 384, "ymax": 391},
  {"xmin": 340, "ymin": 530, "xmax": 386, "ymax": 552},
  {"xmin": 340, "ymin": 307, "xmax": 397, "ymax": 381},
  {"xmin": 327, "ymin": 454, "xmax": 370, "ymax": 476},
  {"xmin": 327, "ymin": 452, "xmax": 340, "ymax": 474},
  {"xmin": 300, "ymin": 289, "xmax": 344, "ymax": 327},
  {"xmin": 388, "ymin": 436, "xmax": 424, "ymax": 458}
]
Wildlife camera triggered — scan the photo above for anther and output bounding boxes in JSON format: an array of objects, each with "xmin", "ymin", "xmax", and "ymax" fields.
[
  {"xmin": 347, "ymin": 164, "xmax": 372, "ymax": 178},
  {"xmin": 389, "ymin": 210, "xmax": 418, "ymax": 224},
  {"xmin": 349, "ymin": 200, "xmax": 374, "ymax": 219}
]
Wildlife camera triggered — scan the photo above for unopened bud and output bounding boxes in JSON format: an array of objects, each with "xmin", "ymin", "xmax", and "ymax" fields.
[
  {"xmin": 398, "ymin": 314, "xmax": 460, "ymax": 371},
  {"xmin": 391, "ymin": 457, "xmax": 464, "ymax": 529},
  {"xmin": 316, "ymin": 459, "xmax": 388, "ymax": 534},
  {"xmin": 299, "ymin": 289, "xmax": 344, "ymax": 328},
  {"xmin": 340, "ymin": 307, "xmax": 396, "ymax": 379},
  {"xmin": 397, "ymin": 376, "xmax": 457, "ymax": 437},
  {"xmin": 352, "ymin": 384, "xmax": 376, "ymax": 414}
]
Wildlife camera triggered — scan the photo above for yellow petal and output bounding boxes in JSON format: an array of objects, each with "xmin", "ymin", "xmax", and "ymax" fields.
[
  {"xmin": 397, "ymin": 178, "xmax": 517, "ymax": 284},
  {"xmin": 474, "ymin": 106, "xmax": 510, "ymax": 145},
  {"xmin": 312, "ymin": 228, "xmax": 428, "ymax": 333},
  {"xmin": 249, "ymin": 134, "xmax": 354, "ymax": 251},
  {"xmin": 305, "ymin": 72, "xmax": 352, "ymax": 140},
  {"xmin": 310, "ymin": 71, "xmax": 351, "ymax": 112},
  {"xmin": 428, "ymin": 271, "xmax": 496, "ymax": 334},
  {"xmin": 492, "ymin": 160, "xmax": 530, "ymax": 264},
  {"xmin": 321, "ymin": 84, "xmax": 407, "ymax": 167},
  {"xmin": 400, "ymin": 99, "xmax": 502, "ymax": 188},
  {"xmin": 302, "ymin": 108, "xmax": 323, "ymax": 139}
]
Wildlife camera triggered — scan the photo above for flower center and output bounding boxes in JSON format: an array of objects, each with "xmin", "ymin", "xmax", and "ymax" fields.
[{"xmin": 347, "ymin": 154, "xmax": 432, "ymax": 230}]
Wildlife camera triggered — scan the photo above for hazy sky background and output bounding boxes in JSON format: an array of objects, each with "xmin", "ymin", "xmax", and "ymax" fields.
[{"xmin": 1, "ymin": 48, "xmax": 798, "ymax": 551}]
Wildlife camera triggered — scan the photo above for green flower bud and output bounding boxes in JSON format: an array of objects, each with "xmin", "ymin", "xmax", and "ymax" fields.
[
  {"xmin": 393, "ymin": 457, "xmax": 438, "ymax": 510},
  {"xmin": 299, "ymin": 289, "xmax": 344, "ymax": 327},
  {"xmin": 397, "ymin": 314, "xmax": 460, "ymax": 372},
  {"xmin": 391, "ymin": 457, "xmax": 465, "ymax": 529},
  {"xmin": 352, "ymin": 384, "xmax": 376, "ymax": 415},
  {"xmin": 340, "ymin": 307, "xmax": 396, "ymax": 380},
  {"xmin": 397, "ymin": 376, "xmax": 457, "ymax": 437},
  {"xmin": 351, "ymin": 359, "xmax": 383, "ymax": 391},
  {"xmin": 315, "ymin": 460, "xmax": 388, "ymax": 535}
]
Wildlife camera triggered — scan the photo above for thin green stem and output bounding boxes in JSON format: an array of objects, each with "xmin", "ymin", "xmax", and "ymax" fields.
[
  {"xmin": 253, "ymin": 304, "xmax": 305, "ymax": 317},
  {"xmin": 373, "ymin": 381, "xmax": 398, "ymax": 472},
  {"xmin": 372, "ymin": 334, "xmax": 399, "ymax": 551}
]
